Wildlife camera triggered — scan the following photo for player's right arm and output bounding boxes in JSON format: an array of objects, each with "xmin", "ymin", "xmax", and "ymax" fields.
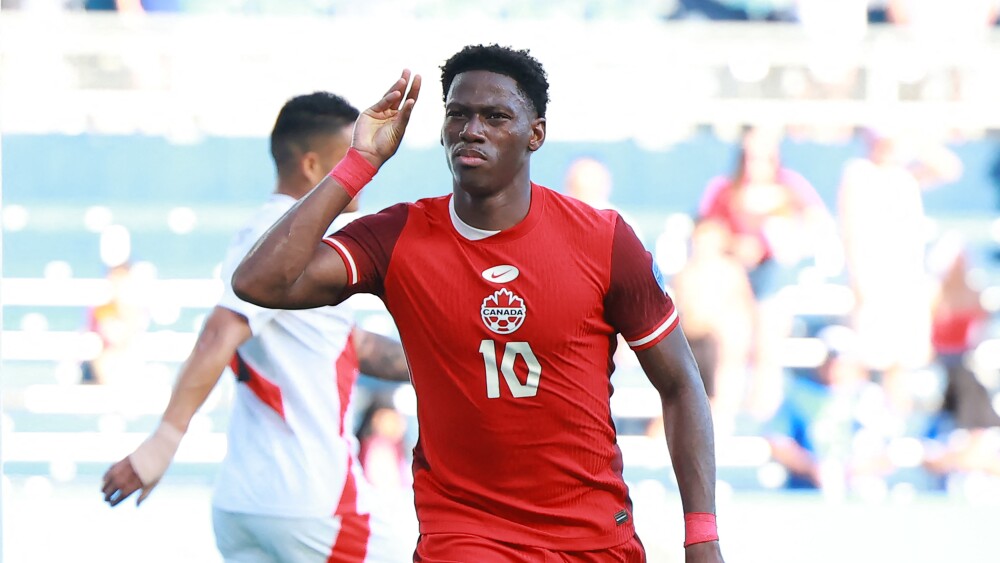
[
  {"xmin": 233, "ymin": 71, "xmax": 421, "ymax": 310},
  {"xmin": 101, "ymin": 306, "xmax": 252, "ymax": 507}
]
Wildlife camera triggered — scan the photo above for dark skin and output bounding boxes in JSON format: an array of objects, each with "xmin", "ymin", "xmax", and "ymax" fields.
[{"xmin": 233, "ymin": 69, "xmax": 722, "ymax": 562}]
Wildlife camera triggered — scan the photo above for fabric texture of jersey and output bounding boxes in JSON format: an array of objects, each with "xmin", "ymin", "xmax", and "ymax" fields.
[
  {"xmin": 215, "ymin": 195, "xmax": 374, "ymax": 519},
  {"xmin": 324, "ymin": 184, "xmax": 677, "ymax": 550}
]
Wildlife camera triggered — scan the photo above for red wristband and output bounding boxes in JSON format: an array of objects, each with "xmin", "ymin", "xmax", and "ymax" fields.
[
  {"xmin": 684, "ymin": 512, "xmax": 718, "ymax": 548},
  {"xmin": 329, "ymin": 147, "xmax": 377, "ymax": 198}
]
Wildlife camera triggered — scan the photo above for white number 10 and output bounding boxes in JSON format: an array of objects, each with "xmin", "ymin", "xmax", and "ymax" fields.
[{"xmin": 478, "ymin": 340, "xmax": 541, "ymax": 399}]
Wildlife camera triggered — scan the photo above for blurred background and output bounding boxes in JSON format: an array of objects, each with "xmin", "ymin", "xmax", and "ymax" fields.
[{"xmin": 2, "ymin": 1, "xmax": 1000, "ymax": 562}]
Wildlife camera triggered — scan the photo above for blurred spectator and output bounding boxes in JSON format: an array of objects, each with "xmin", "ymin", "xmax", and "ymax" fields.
[
  {"xmin": 922, "ymin": 233, "xmax": 1000, "ymax": 489},
  {"xmin": 563, "ymin": 156, "xmax": 645, "ymax": 242},
  {"xmin": 698, "ymin": 125, "xmax": 832, "ymax": 299},
  {"xmin": 670, "ymin": 218, "xmax": 757, "ymax": 433},
  {"xmin": 765, "ymin": 325, "xmax": 896, "ymax": 494},
  {"xmin": 356, "ymin": 396, "xmax": 411, "ymax": 493},
  {"xmin": 698, "ymin": 125, "xmax": 835, "ymax": 419},
  {"xmin": 81, "ymin": 262, "xmax": 149, "ymax": 385},
  {"xmin": 837, "ymin": 127, "xmax": 962, "ymax": 411}
]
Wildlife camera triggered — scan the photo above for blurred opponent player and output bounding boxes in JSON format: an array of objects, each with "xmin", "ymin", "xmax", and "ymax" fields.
[
  {"xmin": 102, "ymin": 92, "xmax": 413, "ymax": 563},
  {"xmin": 233, "ymin": 45, "xmax": 724, "ymax": 562}
]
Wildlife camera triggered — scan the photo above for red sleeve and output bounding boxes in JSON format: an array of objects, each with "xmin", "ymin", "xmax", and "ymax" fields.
[
  {"xmin": 604, "ymin": 215, "xmax": 678, "ymax": 351},
  {"xmin": 322, "ymin": 203, "xmax": 409, "ymax": 303}
]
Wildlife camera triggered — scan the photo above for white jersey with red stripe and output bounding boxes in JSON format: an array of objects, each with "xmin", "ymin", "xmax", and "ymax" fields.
[{"xmin": 213, "ymin": 194, "xmax": 373, "ymax": 519}]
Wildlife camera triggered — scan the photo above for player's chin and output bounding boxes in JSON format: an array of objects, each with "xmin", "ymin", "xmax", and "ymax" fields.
[{"xmin": 453, "ymin": 169, "xmax": 498, "ymax": 192}]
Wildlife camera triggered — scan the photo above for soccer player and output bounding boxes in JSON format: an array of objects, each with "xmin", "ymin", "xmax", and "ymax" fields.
[
  {"xmin": 101, "ymin": 92, "xmax": 413, "ymax": 563},
  {"xmin": 233, "ymin": 46, "xmax": 724, "ymax": 562}
]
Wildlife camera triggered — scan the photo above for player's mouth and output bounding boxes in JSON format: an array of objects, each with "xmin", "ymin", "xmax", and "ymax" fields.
[{"xmin": 453, "ymin": 147, "xmax": 488, "ymax": 167}]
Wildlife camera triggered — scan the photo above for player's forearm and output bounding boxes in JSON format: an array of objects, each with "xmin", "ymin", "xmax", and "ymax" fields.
[
  {"xmin": 160, "ymin": 307, "xmax": 252, "ymax": 432},
  {"xmin": 160, "ymin": 348, "xmax": 232, "ymax": 432},
  {"xmin": 660, "ymin": 379, "xmax": 718, "ymax": 514},
  {"xmin": 233, "ymin": 178, "xmax": 354, "ymax": 307},
  {"xmin": 354, "ymin": 329, "xmax": 411, "ymax": 382}
]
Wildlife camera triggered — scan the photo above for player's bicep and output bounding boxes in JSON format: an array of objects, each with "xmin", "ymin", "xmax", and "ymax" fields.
[
  {"xmin": 281, "ymin": 240, "xmax": 352, "ymax": 309},
  {"xmin": 634, "ymin": 325, "xmax": 703, "ymax": 400}
]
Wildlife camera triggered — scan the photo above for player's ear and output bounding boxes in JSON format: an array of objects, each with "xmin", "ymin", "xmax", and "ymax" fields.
[
  {"xmin": 528, "ymin": 117, "xmax": 545, "ymax": 152},
  {"xmin": 301, "ymin": 151, "xmax": 323, "ymax": 182}
]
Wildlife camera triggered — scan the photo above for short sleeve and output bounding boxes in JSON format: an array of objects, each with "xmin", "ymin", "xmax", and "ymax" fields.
[
  {"xmin": 218, "ymin": 211, "xmax": 286, "ymax": 334},
  {"xmin": 604, "ymin": 215, "xmax": 678, "ymax": 351},
  {"xmin": 322, "ymin": 203, "xmax": 409, "ymax": 303}
]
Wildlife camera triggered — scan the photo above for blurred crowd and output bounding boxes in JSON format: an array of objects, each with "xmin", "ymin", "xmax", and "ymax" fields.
[{"xmin": 563, "ymin": 124, "xmax": 1000, "ymax": 501}]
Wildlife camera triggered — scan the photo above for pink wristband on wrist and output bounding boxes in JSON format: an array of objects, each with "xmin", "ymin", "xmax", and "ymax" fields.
[
  {"xmin": 329, "ymin": 147, "xmax": 377, "ymax": 198},
  {"xmin": 684, "ymin": 512, "xmax": 719, "ymax": 548}
]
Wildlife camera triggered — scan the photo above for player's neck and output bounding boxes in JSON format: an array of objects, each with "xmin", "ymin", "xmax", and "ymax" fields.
[
  {"xmin": 452, "ymin": 181, "xmax": 532, "ymax": 231},
  {"xmin": 275, "ymin": 178, "xmax": 313, "ymax": 201}
]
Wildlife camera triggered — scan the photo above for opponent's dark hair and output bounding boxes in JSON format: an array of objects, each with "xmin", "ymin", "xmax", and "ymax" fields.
[
  {"xmin": 270, "ymin": 92, "xmax": 359, "ymax": 172},
  {"xmin": 440, "ymin": 44, "xmax": 549, "ymax": 118}
]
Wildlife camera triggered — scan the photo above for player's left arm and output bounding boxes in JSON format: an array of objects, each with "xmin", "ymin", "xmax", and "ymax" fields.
[
  {"xmin": 605, "ymin": 212, "xmax": 723, "ymax": 561},
  {"xmin": 636, "ymin": 329, "xmax": 724, "ymax": 562},
  {"xmin": 352, "ymin": 327, "xmax": 410, "ymax": 382}
]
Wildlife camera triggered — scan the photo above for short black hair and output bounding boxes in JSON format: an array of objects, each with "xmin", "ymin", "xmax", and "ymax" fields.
[
  {"xmin": 440, "ymin": 44, "xmax": 549, "ymax": 118},
  {"xmin": 270, "ymin": 92, "xmax": 359, "ymax": 172}
]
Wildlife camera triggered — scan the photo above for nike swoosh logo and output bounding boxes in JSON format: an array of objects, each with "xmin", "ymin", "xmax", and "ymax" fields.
[{"xmin": 482, "ymin": 265, "xmax": 519, "ymax": 284}]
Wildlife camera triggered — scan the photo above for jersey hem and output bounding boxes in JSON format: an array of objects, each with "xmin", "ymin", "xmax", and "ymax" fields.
[{"xmin": 417, "ymin": 519, "xmax": 636, "ymax": 551}]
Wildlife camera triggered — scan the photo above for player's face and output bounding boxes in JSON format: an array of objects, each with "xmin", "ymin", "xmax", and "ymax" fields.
[{"xmin": 442, "ymin": 70, "xmax": 545, "ymax": 196}]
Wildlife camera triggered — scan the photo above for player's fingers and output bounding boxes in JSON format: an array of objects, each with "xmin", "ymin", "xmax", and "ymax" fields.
[
  {"xmin": 105, "ymin": 485, "xmax": 123, "ymax": 504},
  {"xmin": 401, "ymin": 73, "xmax": 421, "ymax": 110},
  {"xmin": 381, "ymin": 70, "xmax": 409, "ymax": 98},
  {"xmin": 109, "ymin": 488, "xmax": 131, "ymax": 507},
  {"xmin": 136, "ymin": 486, "xmax": 152, "ymax": 506},
  {"xmin": 406, "ymin": 73, "xmax": 421, "ymax": 102},
  {"xmin": 102, "ymin": 468, "xmax": 123, "ymax": 497},
  {"xmin": 369, "ymin": 90, "xmax": 403, "ymax": 114}
]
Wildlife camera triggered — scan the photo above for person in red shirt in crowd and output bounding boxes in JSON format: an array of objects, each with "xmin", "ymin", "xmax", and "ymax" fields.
[
  {"xmin": 698, "ymin": 126, "xmax": 834, "ymax": 420},
  {"xmin": 232, "ymin": 45, "xmax": 724, "ymax": 562}
]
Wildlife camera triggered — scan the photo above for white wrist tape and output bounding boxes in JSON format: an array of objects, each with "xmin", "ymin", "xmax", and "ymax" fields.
[{"xmin": 128, "ymin": 422, "xmax": 184, "ymax": 487}]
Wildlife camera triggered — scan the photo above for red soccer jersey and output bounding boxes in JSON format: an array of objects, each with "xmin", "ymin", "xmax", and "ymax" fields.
[{"xmin": 324, "ymin": 183, "xmax": 677, "ymax": 550}]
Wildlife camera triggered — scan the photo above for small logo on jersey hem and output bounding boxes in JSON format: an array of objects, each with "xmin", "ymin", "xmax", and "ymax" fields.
[
  {"xmin": 482, "ymin": 264, "xmax": 520, "ymax": 284},
  {"xmin": 614, "ymin": 509, "xmax": 630, "ymax": 525},
  {"xmin": 481, "ymin": 288, "xmax": 526, "ymax": 334}
]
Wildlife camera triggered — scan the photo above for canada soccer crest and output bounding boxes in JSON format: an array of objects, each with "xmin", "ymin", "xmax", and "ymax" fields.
[{"xmin": 481, "ymin": 288, "xmax": 526, "ymax": 335}]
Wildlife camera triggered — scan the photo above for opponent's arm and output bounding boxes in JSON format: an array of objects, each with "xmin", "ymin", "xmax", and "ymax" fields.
[
  {"xmin": 101, "ymin": 306, "xmax": 251, "ymax": 507},
  {"xmin": 353, "ymin": 327, "xmax": 410, "ymax": 382},
  {"xmin": 636, "ymin": 326, "xmax": 724, "ymax": 563},
  {"xmin": 233, "ymin": 71, "xmax": 421, "ymax": 310}
]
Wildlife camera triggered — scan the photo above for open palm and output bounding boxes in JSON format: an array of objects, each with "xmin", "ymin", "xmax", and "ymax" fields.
[{"xmin": 352, "ymin": 69, "xmax": 422, "ymax": 168}]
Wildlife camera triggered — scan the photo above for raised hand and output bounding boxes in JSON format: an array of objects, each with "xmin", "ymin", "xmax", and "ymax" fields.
[{"xmin": 351, "ymin": 69, "xmax": 422, "ymax": 169}]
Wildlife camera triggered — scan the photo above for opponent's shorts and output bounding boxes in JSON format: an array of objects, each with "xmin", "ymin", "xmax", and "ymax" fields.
[
  {"xmin": 413, "ymin": 532, "xmax": 646, "ymax": 563},
  {"xmin": 213, "ymin": 507, "xmax": 413, "ymax": 563}
]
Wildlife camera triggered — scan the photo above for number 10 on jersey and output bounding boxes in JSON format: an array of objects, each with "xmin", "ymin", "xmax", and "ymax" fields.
[{"xmin": 478, "ymin": 340, "xmax": 541, "ymax": 398}]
